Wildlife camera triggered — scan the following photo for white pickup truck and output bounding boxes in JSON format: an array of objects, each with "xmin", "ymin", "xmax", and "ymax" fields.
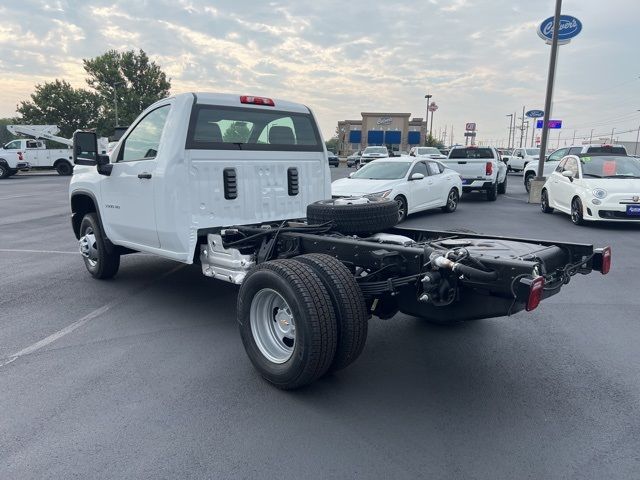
[
  {"xmin": 69, "ymin": 92, "xmax": 611, "ymax": 389},
  {"xmin": 0, "ymin": 138, "xmax": 73, "ymax": 178},
  {"xmin": 442, "ymin": 146, "xmax": 508, "ymax": 200}
]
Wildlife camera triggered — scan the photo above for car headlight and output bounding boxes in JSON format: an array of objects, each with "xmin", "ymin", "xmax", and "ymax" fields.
[
  {"xmin": 592, "ymin": 188, "xmax": 607, "ymax": 199},
  {"xmin": 364, "ymin": 190, "xmax": 392, "ymax": 199}
]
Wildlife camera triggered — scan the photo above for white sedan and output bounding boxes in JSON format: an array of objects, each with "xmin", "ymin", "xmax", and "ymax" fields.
[
  {"xmin": 541, "ymin": 154, "xmax": 640, "ymax": 225},
  {"xmin": 332, "ymin": 157, "xmax": 463, "ymax": 222}
]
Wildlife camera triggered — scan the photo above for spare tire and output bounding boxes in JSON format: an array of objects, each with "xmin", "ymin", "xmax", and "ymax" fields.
[{"xmin": 307, "ymin": 197, "xmax": 398, "ymax": 234}]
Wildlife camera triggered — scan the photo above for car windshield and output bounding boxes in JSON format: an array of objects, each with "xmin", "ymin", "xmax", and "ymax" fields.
[
  {"xmin": 364, "ymin": 147, "xmax": 387, "ymax": 154},
  {"xmin": 526, "ymin": 148, "xmax": 540, "ymax": 155},
  {"xmin": 580, "ymin": 155, "xmax": 640, "ymax": 178},
  {"xmin": 351, "ymin": 161, "xmax": 411, "ymax": 180},
  {"xmin": 449, "ymin": 148, "xmax": 494, "ymax": 159},
  {"xmin": 417, "ymin": 147, "xmax": 440, "ymax": 155}
]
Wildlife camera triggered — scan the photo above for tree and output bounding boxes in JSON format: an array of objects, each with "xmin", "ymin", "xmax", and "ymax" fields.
[
  {"xmin": 83, "ymin": 49, "xmax": 171, "ymax": 134},
  {"xmin": 425, "ymin": 134, "xmax": 444, "ymax": 150},
  {"xmin": 0, "ymin": 118, "xmax": 19, "ymax": 145},
  {"xmin": 15, "ymin": 80, "xmax": 102, "ymax": 138},
  {"xmin": 223, "ymin": 122, "xmax": 250, "ymax": 143},
  {"xmin": 325, "ymin": 136, "xmax": 339, "ymax": 152}
]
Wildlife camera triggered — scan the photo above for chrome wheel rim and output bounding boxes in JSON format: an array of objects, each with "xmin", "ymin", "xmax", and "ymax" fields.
[
  {"xmin": 250, "ymin": 288, "xmax": 295, "ymax": 364},
  {"xmin": 447, "ymin": 190, "xmax": 458, "ymax": 210},
  {"xmin": 79, "ymin": 227, "xmax": 98, "ymax": 267},
  {"xmin": 541, "ymin": 192, "xmax": 547, "ymax": 211},
  {"xmin": 526, "ymin": 176, "xmax": 533, "ymax": 192}
]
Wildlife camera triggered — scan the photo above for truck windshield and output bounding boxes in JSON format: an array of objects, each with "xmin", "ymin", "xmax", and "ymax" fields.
[
  {"xmin": 449, "ymin": 148, "xmax": 494, "ymax": 159},
  {"xmin": 351, "ymin": 161, "xmax": 411, "ymax": 180},
  {"xmin": 526, "ymin": 148, "xmax": 540, "ymax": 156},
  {"xmin": 186, "ymin": 105, "xmax": 322, "ymax": 151}
]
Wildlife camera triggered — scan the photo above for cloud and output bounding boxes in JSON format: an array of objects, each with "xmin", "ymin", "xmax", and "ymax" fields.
[{"xmin": 0, "ymin": 0, "xmax": 639, "ymax": 143}]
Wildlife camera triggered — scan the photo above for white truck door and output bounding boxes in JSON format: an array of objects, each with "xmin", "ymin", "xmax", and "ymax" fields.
[
  {"xmin": 24, "ymin": 140, "xmax": 41, "ymax": 167},
  {"xmin": 101, "ymin": 104, "xmax": 171, "ymax": 248}
]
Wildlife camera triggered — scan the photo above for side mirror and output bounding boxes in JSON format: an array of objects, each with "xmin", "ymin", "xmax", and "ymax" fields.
[
  {"xmin": 561, "ymin": 170, "xmax": 574, "ymax": 180},
  {"xmin": 73, "ymin": 131, "xmax": 98, "ymax": 166},
  {"xmin": 348, "ymin": 172, "xmax": 355, "ymax": 178},
  {"xmin": 410, "ymin": 172, "xmax": 425, "ymax": 181},
  {"xmin": 517, "ymin": 153, "xmax": 524, "ymax": 158}
]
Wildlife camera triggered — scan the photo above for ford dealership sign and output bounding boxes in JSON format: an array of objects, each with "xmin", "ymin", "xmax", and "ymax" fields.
[{"xmin": 537, "ymin": 15, "xmax": 582, "ymax": 45}]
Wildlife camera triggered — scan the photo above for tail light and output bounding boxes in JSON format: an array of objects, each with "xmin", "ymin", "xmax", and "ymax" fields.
[
  {"xmin": 18, "ymin": 151, "xmax": 23, "ymax": 161},
  {"xmin": 593, "ymin": 246, "xmax": 612, "ymax": 274},
  {"xmin": 240, "ymin": 95, "xmax": 275, "ymax": 106},
  {"xmin": 485, "ymin": 161, "xmax": 493, "ymax": 176},
  {"xmin": 526, "ymin": 276, "xmax": 545, "ymax": 312}
]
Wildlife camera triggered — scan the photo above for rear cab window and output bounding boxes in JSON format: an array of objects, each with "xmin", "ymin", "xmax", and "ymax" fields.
[
  {"xmin": 586, "ymin": 146, "xmax": 627, "ymax": 155},
  {"xmin": 448, "ymin": 148, "xmax": 495, "ymax": 159},
  {"xmin": 186, "ymin": 105, "xmax": 323, "ymax": 152}
]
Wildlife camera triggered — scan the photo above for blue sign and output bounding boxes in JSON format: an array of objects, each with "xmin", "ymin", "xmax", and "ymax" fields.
[
  {"xmin": 407, "ymin": 131, "xmax": 421, "ymax": 145},
  {"xmin": 536, "ymin": 120, "xmax": 562, "ymax": 129},
  {"xmin": 348, "ymin": 130, "xmax": 361, "ymax": 144},
  {"xmin": 526, "ymin": 109, "xmax": 544, "ymax": 118},
  {"xmin": 537, "ymin": 15, "xmax": 582, "ymax": 44},
  {"xmin": 367, "ymin": 130, "xmax": 384, "ymax": 145},
  {"xmin": 384, "ymin": 131, "xmax": 401, "ymax": 144}
]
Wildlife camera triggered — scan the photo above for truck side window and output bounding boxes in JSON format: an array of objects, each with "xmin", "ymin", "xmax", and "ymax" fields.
[
  {"xmin": 26, "ymin": 140, "xmax": 38, "ymax": 148},
  {"xmin": 119, "ymin": 105, "xmax": 170, "ymax": 162}
]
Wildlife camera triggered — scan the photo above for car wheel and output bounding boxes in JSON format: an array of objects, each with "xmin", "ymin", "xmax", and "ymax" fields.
[
  {"xmin": 486, "ymin": 181, "xmax": 498, "ymax": 201},
  {"xmin": 55, "ymin": 160, "xmax": 73, "ymax": 176},
  {"xmin": 540, "ymin": 189, "xmax": 554, "ymax": 213},
  {"xmin": 394, "ymin": 195, "xmax": 407, "ymax": 222},
  {"xmin": 570, "ymin": 197, "xmax": 585, "ymax": 226},
  {"xmin": 441, "ymin": 188, "xmax": 459, "ymax": 213},
  {"xmin": 79, "ymin": 213, "xmax": 120, "ymax": 279},
  {"xmin": 497, "ymin": 174, "xmax": 507, "ymax": 194},
  {"xmin": 524, "ymin": 172, "xmax": 535, "ymax": 193}
]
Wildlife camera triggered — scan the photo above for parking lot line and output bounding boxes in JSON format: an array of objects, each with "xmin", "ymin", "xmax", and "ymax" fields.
[
  {"xmin": 0, "ymin": 248, "xmax": 79, "ymax": 255},
  {"xmin": 0, "ymin": 263, "xmax": 184, "ymax": 368},
  {"xmin": 0, "ymin": 194, "xmax": 40, "ymax": 201}
]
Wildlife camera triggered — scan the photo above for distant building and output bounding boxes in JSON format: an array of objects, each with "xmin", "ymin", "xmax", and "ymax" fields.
[{"xmin": 337, "ymin": 113, "xmax": 427, "ymax": 155}]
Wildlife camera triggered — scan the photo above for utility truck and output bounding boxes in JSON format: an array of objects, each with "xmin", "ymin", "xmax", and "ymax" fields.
[
  {"xmin": 0, "ymin": 125, "xmax": 108, "ymax": 178},
  {"xmin": 69, "ymin": 93, "xmax": 612, "ymax": 389}
]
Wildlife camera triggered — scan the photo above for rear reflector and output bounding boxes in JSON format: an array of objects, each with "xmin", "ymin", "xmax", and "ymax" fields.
[
  {"xmin": 240, "ymin": 95, "xmax": 275, "ymax": 107},
  {"xmin": 486, "ymin": 161, "xmax": 493, "ymax": 176},
  {"xmin": 600, "ymin": 246, "xmax": 612, "ymax": 274},
  {"xmin": 526, "ymin": 276, "xmax": 545, "ymax": 312}
]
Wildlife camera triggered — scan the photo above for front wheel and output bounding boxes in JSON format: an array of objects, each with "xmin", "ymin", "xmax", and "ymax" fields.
[
  {"xmin": 394, "ymin": 195, "xmax": 407, "ymax": 222},
  {"xmin": 79, "ymin": 213, "xmax": 120, "ymax": 279},
  {"xmin": 570, "ymin": 197, "xmax": 585, "ymax": 226},
  {"xmin": 524, "ymin": 173, "xmax": 535, "ymax": 193},
  {"xmin": 0, "ymin": 164, "xmax": 9, "ymax": 179},
  {"xmin": 441, "ymin": 188, "xmax": 459, "ymax": 213}
]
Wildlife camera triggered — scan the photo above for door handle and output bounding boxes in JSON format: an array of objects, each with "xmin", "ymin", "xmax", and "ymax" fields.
[{"xmin": 138, "ymin": 172, "xmax": 152, "ymax": 179}]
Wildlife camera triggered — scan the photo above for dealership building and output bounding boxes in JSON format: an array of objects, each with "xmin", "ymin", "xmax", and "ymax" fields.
[{"xmin": 337, "ymin": 113, "xmax": 428, "ymax": 156}]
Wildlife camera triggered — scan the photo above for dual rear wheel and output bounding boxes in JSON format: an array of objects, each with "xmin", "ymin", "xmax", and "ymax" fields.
[{"xmin": 238, "ymin": 254, "xmax": 368, "ymax": 390}]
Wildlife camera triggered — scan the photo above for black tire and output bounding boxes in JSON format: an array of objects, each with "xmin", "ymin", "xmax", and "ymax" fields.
[
  {"xmin": 524, "ymin": 172, "xmax": 535, "ymax": 193},
  {"xmin": 486, "ymin": 181, "xmax": 498, "ymax": 201},
  {"xmin": 307, "ymin": 197, "xmax": 398, "ymax": 235},
  {"xmin": 441, "ymin": 188, "xmax": 459, "ymax": 213},
  {"xmin": 55, "ymin": 160, "xmax": 73, "ymax": 176},
  {"xmin": 570, "ymin": 197, "xmax": 585, "ymax": 226},
  {"xmin": 296, "ymin": 254, "xmax": 368, "ymax": 373},
  {"xmin": 497, "ymin": 174, "xmax": 507, "ymax": 194},
  {"xmin": 0, "ymin": 164, "xmax": 9, "ymax": 179},
  {"xmin": 394, "ymin": 195, "xmax": 407, "ymax": 222},
  {"xmin": 540, "ymin": 189, "xmax": 554, "ymax": 213},
  {"xmin": 237, "ymin": 260, "xmax": 338, "ymax": 389},
  {"xmin": 79, "ymin": 213, "xmax": 120, "ymax": 279}
]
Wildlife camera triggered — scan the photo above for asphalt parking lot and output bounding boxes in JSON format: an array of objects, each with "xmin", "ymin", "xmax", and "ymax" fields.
[{"xmin": 1, "ymin": 168, "xmax": 639, "ymax": 479}]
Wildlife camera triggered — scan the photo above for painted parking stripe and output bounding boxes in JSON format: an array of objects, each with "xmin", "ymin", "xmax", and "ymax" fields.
[
  {"xmin": 0, "ymin": 264, "xmax": 184, "ymax": 368},
  {"xmin": 0, "ymin": 249, "xmax": 79, "ymax": 255}
]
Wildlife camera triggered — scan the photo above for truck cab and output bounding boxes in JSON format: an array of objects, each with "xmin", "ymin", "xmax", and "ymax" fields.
[{"xmin": 71, "ymin": 93, "xmax": 330, "ymax": 262}]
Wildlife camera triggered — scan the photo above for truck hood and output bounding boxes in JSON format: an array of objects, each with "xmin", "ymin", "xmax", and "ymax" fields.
[{"xmin": 332, "ymin": 177, "xmax": 399, "ymax": 196}]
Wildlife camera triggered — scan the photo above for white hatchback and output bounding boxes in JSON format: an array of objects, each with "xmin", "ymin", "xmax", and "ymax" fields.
[
  {"xmin": 331, "ymin": 157, "xmax": 463, "ymax": 222},
  {"xmin": 541, "ymin": 154, "xmax": 640, "ymax": 224}
]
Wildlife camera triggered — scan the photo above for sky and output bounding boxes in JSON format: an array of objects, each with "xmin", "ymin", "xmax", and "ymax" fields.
[{"xmin": 0, "ymin": 0, "xmax": 639, "ymax": 146}]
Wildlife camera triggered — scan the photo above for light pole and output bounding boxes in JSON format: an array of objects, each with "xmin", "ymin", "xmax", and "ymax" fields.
[
  {"xmin": 506, "ymin": 114, "xmax": 513, "ymax": 150},
  {"xmin": 635, "ymin": 110, "xmax": 640, "ymax": 155},
  {"xmin": 424, "ymin": 93, "xmax": 432, "ymax": 144},
  {"xmin": 112, "ymin": 81, "xmax": 124, "ymax": 126}
]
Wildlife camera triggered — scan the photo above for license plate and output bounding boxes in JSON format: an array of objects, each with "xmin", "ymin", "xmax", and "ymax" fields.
[{"xmin": 627, "ymin": 205, "xmax": 640, "ymax": 216}]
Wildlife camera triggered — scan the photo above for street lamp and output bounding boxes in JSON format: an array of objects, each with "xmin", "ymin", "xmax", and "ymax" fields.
[
  {"xmin": 506, "ymin": 114, "xmax": 514, "ymax": 150},
  {"xmin": 424, "ymin": 93, "xmax": 432, "ymax": 145},
  {"xmin": 111, "ymin": 81, "xmax": 124, "ymax": 126}
]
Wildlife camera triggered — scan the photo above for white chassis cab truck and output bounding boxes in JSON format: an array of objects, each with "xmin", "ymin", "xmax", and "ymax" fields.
[
  {"xmin": 3, "ymin": 125, "xmax": 75, "ymax": 177},
  {"xmin": 69, "ymin": 93, "xmax": 612, "ymax": 389}
]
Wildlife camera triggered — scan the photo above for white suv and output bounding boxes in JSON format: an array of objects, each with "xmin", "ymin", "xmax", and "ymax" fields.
[{"xmin": 524, "ymin": 144, "xmax": 628, "ymax": 192}]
